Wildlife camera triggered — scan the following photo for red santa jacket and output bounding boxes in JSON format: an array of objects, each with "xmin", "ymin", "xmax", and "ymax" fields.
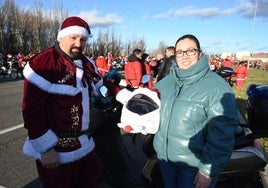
[
  {"xmin": 95, "ymin": 55, "xmax": 109, "ymax": 76},
  {"xmin": 124, "ymin": 55, "xmax": 143, "ymax": 88},
  {"xmin": 22, "ymin": 45, "xmax": 104, "ymax": 164},
  {"xmin": 235, "ymin": 65, "xmax": 248, "ymax": 79},
  {"xmin": 222, "ymin": 59, "xmax": 233, "ymax": 68},
  {"xmin": 143, "ymin": 63, "xmax": 154, "ymax": 90}
]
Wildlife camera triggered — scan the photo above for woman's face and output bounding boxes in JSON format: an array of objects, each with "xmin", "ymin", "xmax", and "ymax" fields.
[{"xmin": 175, "ymin": 38, "xmax": 202, "ymax": 69}]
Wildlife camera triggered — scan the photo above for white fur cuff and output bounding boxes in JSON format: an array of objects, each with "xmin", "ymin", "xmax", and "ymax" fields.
[{"xmin": 28, "ymin": 129, "xmax": 58, "ymax": 153}]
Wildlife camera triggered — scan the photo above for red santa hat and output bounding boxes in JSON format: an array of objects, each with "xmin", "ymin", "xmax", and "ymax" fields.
[{"xmin": 57, "ymin": 16, "xmax": 93, "ymax": 40}]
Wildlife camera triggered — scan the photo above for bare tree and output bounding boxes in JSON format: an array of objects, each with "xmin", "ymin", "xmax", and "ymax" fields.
[
  {"xmin": 155, "ymin": 41, "xmax": 167, "ymax": 57},
  {"xmin": 44, "ymin": 1, "xmax": 68, "ymax": 47},
  {"xmin": 14, "ymin": 10, "xmax": 35, "ymax": 54},
  {"xmin": 0, "ymin": 0, "xmax": 161, "ymax": 59},
  {"xmin": 2, "ymin": 0, "xmax": 19, "ymax": 54},
  {"xmin": 0, "ymin": 0, "xmax": 5, "ymax": 53}
]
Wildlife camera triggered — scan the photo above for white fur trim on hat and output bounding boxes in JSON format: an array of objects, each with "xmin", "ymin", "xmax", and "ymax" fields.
[{"xmin": 57, "ymin": 25, "xmax": 92, "ymax": 40}]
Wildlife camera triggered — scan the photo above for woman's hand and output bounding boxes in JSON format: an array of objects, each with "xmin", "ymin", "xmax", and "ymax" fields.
[{"xmin": 194, "ymin": 170, "xmax": 212, "ymax": 188}]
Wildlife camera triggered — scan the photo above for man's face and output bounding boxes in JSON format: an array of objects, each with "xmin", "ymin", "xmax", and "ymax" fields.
[
  {"xmin": 165, "ymin": 50, "xmax": 172, "ymax": 58},
  {"xmin": 136, "ymin": 52, "xmax": 142, "ymax": 60},
  {"xmin": 58, "ymin": 34, "xmax": 88, "ymax": 60}
]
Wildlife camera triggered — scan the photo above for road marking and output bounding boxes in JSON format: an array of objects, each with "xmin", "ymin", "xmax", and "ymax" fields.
[{"xmin": 0, "ymin": 123, "xmax": 24, "ymax": 135}]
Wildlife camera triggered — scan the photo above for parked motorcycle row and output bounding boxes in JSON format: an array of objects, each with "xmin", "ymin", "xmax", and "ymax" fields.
[
  {"xmin": 0, "ymin": 57, "xmax": 27, "ymax": 80},
  {"xmin": 91, "ymin": 68, "xmax": 268, "ymax": 188},
  {"xmin": 111, "ymin": 59, "xmax": 124, "ymax": 70}
]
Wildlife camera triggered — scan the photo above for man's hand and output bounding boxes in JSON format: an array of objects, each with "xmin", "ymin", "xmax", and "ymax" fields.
[
  {"xmin": 194, "ymin": 171, "xmax": 212, "ymax": 188},
  {"xmin": 41, "ymin": 148, "xmax": 60, "ymax": 169}
]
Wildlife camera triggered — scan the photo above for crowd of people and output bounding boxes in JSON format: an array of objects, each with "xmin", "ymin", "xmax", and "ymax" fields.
[
  {"xmin": 209, "ymin": 56, "xmax": 249, "ymax": 89},
  {"xmin": 20, "ymin": 16, "xmax": 263, "ymax": 188},
  {"xmin": 1, "ymin": 37, "xmax": 264, "ymax": 91},
  {"xmin": 96, "ymin": 52, "xmax": 253, "ymax": 91},
  {"xmin": 92, "ymin": 46, "xmax": 255, "ymax": 91},
  {"xmin": 91, "ymin": 45, "xmax": 177, "ymax": 91}
]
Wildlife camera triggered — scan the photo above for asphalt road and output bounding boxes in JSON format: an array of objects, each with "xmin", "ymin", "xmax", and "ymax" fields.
[{"xmin": 0, "ymin": 78, "xmax": 40, "ymax": 188}]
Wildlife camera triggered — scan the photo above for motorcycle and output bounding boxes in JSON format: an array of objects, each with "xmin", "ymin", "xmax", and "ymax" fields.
[
  {"xmin": 217, "ymin": 66, "xmax": 235, "ymax": 87},
  {"xmin": 0, "ymin": 58, "xmax": 19, "ymax": 80},
  {"xmin": 218, "ymin": 84, "xmax": 268, "ymax": 188},
  {"xmin": 95, "ymin": 73, "xmax": 268, "ymax": 187},
  {"xmin": 91, "ymin": 74, "xmax": 158, "ymax": 187},
  {"xmin": 111, "ymin": 59, "xmax": 124, "ymax": 71},
  {"xmin": 85, "ymin": 70, "xmax": 148, "ymax": 185}
]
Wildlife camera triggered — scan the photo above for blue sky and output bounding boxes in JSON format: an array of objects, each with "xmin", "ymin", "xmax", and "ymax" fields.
[{"xmin": 15, "ymin": 0, "xmax": 268, "ymax": 54}]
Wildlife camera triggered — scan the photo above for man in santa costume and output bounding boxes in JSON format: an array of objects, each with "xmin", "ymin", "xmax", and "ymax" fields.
[{"xmin": 22, "ymin": 16, "xmax": 119, "ymax": 188}]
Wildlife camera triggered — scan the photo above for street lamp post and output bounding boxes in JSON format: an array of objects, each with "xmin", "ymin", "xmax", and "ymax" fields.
[{"xmin": 248, "ymin": 0, "xmax": 258, "ymax": 69}]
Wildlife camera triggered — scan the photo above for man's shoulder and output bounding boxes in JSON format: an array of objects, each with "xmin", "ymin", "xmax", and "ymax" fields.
[
  {"xmin": 30, "ymin": 46, "xmax": 61, "ymax": 69},
  {"xmin": 32, "ymin": 46, "xmax": 56, "ymax": 60}
]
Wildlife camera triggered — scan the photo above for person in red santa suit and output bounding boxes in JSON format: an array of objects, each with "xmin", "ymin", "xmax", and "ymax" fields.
[
  {"xmin": 209, "ymin": 59, "xmax": 219, "ymax": 72},
  {"xmin": 234, "ymin": 61, "xmax": 248, "ymax": 89},
  {"xmin": 106, "ymin": 51, "xmax": 113, "ymax": 70},
  {"xmin": 22, "ymin": 16, "xmax": 119, "ymax": 188},
  {"xmin": 124, "ymin": 48, "xmax": 144, "ymax": 90},
  {"xmin": 141, "ymin": 53, "xmax": 154, "ymax": 90},
  {"xmin": 95, "ymin": 52, "xmax": 109, "ymax": 76},
  {"xmin": 222, "ymin": 56, "xmax": 233, "ymax": 68}
]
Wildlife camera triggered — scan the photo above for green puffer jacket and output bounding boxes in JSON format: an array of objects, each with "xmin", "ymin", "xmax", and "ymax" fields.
[{"xmin": 153, "ymin": 55, "xmax": 238, "ymax": 178}]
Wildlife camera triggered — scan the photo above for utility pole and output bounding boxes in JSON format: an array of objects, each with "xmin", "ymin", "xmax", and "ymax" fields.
[{"xmin": 248, "ymin": 0, "xmax": 258, "ymax": 69}]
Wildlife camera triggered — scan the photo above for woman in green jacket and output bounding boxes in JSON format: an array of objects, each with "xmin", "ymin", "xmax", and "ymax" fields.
[{"xmin": 153, "ymin": 34, "xmax": 238, "ymax": 188}]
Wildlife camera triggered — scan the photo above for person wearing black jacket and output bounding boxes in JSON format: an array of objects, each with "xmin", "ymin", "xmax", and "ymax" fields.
[{"xmin": 156, "ymin": 46, "xmax": 176, "ymax": 82}]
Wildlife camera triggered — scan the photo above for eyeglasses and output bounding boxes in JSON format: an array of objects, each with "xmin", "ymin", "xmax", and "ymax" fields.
[{"xmin": 175, "ymin": 48, "xmax": 199, "ymax": 58}]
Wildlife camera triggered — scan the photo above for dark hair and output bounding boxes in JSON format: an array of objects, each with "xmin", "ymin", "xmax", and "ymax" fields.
[
  {"xmin": 175, "ymin": 34, "xmax": 201, "ymax": 50},
  {"xmin": 165, "ymin": 46, "xmax": 175, "ymax": 53},
  {"xmin": 142, "ymin": 53, "xmax": 149, "ymax": 62},
  {"xmin": 133, "ymin": 49, "xmax": 142, "ymax": 56}
]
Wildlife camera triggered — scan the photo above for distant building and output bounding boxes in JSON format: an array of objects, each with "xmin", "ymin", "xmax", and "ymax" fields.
[
  {"xmin": 235, "ymin": 51, "xmax": 250, "ymax": 60},
  {"xmin": 252, "ymin": 53, "xmax": 268, "ymax": 63},
  {"xmin": 220, "ymin": 52, "xmax": 232, "ymax": 59},
  {"xmin": 220, "ymin": 51, "xmax": 268, "ymax": 63}
]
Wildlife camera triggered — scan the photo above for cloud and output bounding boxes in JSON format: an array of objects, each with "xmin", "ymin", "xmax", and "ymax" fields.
[
  {"xmin": 242, "ymin": 0, "xmax": 268, "ymax": 20},
  {"xmin": 209, "ymin": 39, "xmax": 221, "ymax": 46},
  {"xmin": 141, "ymin": 12, "xmax": 148, "ymax": 21},
  {"xmin": 153, "ymin": 0, "xmax": 268, "ymax": 20},
  {"xmin": 153, "ymin": 6, "xmax": 220, "ymax": 19},
  {"xmin": 78, "ymin": 9, "xmax": 122, "ymax": 28}
]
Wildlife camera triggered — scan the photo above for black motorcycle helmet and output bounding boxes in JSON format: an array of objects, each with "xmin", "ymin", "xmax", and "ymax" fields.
[
  {"xmin": 126, "ymin": 93, "xmax": 159, "ymax": 115},
  {"xmin": 246, "ymin": 84, "xmax": 268, "ymax": 133},
  {"xmin": 217, "ymin": 66, "xmax": 234, "ymax": 78}
]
